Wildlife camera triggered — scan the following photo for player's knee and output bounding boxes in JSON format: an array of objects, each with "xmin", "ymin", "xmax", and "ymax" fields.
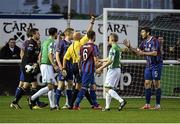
[
  {"xmin": 66, "ymin": 82, "xmax": 73, "ymax": 90},
  {"xmin": 31, "ymin": 82, "xmax": 38, "ymax": 88},
  {"xmin": 58, "ymin": 81, "xmax": 64, "ymax": 89},
  {"xmin": 105, "ymin": 87, "xmax": 110, "ymax": 93},
  {"xmin": 18, "ymin": 81, "xmax": 24, "ymax": 87},
  {"xmin": 144, "ymin": 80, "xmax": 151, "ymax": 88},
  {"xmin": 23, "ymin": 82, "xmax": 30, "ymax": 89},
  {"xmin": 154, "ymin": 80, "xmax": 161, "ymax": 89},
  {"xmin": 47, "ymin": 84, "xmax": 54, "ymax": 90},
  {"xmin": 75, "ymin": 83, "xmax": 81, "ymax": 90}
]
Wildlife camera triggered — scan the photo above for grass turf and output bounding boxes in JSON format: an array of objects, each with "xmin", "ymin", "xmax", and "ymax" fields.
[{"xmin": 0, "ymin": 96, "xmax": 180, "ymax": 123}]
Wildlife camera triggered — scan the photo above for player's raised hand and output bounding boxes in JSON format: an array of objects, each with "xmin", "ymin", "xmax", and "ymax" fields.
[
  {"xmin": 122, "ymin": 47, "xmax": 129, "ymax": 52},
  {"xmin": 136, "ymin": 48, "xmax": 144, "ymax": 56},
  {"xmin": 123, "ymin": 39, "xmax": 131, "ymax": 48},
  {"xmin": 91, "ymin": 16, "xmax": 95, "ymax": 23}
]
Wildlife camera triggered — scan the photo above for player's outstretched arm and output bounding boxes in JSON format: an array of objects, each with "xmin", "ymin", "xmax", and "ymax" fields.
[
  {"xmin": 86, "ymin": 16, "xmax": 95, "ymax": 32},
  {"xmin": 99, "ymin": 58, "xmax": 109, "ymax": 62},
  {"xmin": 121, "ymin": 47, "xmax": 129, "ymax": 52},
  {"xmin": 139, "ymin": 50, "xmax": 157, "ymax": 56},
  {"xmin": 96, "ymin": 58, "xmax": 112, "ymax": 74},
  {"xmin": 123, "ymin": 39, "xmax": 141, "ymax": 55}
]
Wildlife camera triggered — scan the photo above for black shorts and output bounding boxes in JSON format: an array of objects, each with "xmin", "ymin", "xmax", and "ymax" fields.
[{"xmin": 72, "ymin": 63, "xmax": 81, "ymax": 84}]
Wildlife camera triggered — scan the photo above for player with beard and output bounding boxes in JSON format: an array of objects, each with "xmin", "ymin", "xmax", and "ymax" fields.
[{"xmin": 10, "ymin": 28, "xmax": 41, "ymax": 109}]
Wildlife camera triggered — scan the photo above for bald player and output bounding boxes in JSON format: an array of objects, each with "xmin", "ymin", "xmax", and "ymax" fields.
[{"xmin": 59, "ymin": 17, "xmax": 95, "ymax": 109}]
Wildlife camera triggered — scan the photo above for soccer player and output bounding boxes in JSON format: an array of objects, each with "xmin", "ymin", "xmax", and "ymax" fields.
[
  {"xmin": 59, "ymin": 32, "xmax": 65, "ymax": 41},
  {"xmin": 123, "ymin": 27, "xmax": 163, "ymax": 110},
  {"xmin": 55, "ymin": 28, "xmax": 74, "ymax": 109},
  {"xmin": 28, "ymin": 27, "xmax": 59, "ymax": 110},
  {"xmin": 10, "ymin": 28, "xmax": 41, "ymax": 109},
  {"xmin": 14, "ymin": 29, "xmax": 32, "ymax": 102},
  {"xmin": 73, "ymin": 30, "xmax": 101, "ymax": 110},
  {"xmin": 96, "ymin": 33, "xmax": 127, "ymax": 111},
  {"xmin": 63, "ymin": 16, "xmax": 96, "ymax": 109},
  {"xmin": 10, "ymin": 29, "xmax": 47, "ymax": 109}
]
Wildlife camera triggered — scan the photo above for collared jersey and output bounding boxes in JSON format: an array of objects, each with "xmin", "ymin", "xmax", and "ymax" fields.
[
  {"xmin": 55, "ymin": 39, "xmax": 72, "ymax": 70},
  {"xmin": 139, "ymin": 36, "xmax": 163, "ymax": 67},
  {"xmin": 64, "ymin": 35, "xmax": 89, "ymax": 63},
  {"xmin": 21, "ymin": 39, "xmax": 40, "ymax": 66},
  {"xmin": 41, "ymin": 37, "xmax": 55, "ymax": 65},
  {"xmin": 80, "ymin": 42, "xmax": 99, "ymax": 73},
  {"xmin": 108, "ymin": 43, "xmax": 122, "ymax": 69}
]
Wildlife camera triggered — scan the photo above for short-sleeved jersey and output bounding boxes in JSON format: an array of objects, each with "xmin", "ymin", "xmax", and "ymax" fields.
[
  {"xmin": 55, "ymin": 39, "xmax": 72, "ymax": 70},
  {"xmin": 64, "ymin": 35, "xmax": 89, "ymax": 63},
  {"xmin": 108, "ymin": 43, "xmax": 121, "ymax": 69},
  {"xmin": 55, "ymin": 40, "xmax": 72, "ymax": 63},
  {"xmin": 80, "ymin": 42, "xmax": 99, "ymax": 73},
  {"xmin": 139, "ymin": 36, "xmax": 163, "ymax": 67},
  {"xmin": 21, "ymin": 39, "xmax": 40, "ymax": 66},
  {"xmin": 41, "ymin": 37, "xmax": 55, "ymax": 65},
  {"xmin": 21, "ymin": 38, "xmax": 31, "ymax": 50}
]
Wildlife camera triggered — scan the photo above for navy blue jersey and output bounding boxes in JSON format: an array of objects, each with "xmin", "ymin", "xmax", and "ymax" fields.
[
  {"xmin": 21, "ymin": 39, "xmax": 40, "ymax": 66},
  {"xmin": 139, "ymin": 36, "xmax": 163, "ymax": 67},
  {"xmin": 80, "ymin": 42, "xmax": 99, "ymax": 73},
  {"xmin": 55, "ymin": 39, "xmax": 72, "ymax": 70}
]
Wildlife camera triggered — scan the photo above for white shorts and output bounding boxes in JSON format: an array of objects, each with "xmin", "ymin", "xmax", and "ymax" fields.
[
  {"xmin": 104, "ymin": 68, "xmax": 121, "ymax": 88},
  {"xmin": 40, "ymin": 64, "xmax": 56, "ymax": 84}
]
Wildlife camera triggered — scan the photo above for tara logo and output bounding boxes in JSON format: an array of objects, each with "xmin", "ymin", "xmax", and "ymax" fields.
[
  {"xmin": 14, "ymin": 32, "xmax": 25, "ymax": 43},
  {"xmin": 3, "ymin": 21, "xmax": 35, "ymax": 43}
]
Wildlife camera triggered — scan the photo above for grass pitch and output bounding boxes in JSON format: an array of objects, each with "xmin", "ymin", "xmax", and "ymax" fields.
[{"xmin": 0, "ymin": 96, "xmax": 180, "ymax": 123}]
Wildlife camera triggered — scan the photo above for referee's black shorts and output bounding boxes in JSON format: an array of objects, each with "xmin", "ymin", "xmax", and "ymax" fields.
[{"xmin": 72, "ymin": 63, "xmax": 81, "ymax": 84}]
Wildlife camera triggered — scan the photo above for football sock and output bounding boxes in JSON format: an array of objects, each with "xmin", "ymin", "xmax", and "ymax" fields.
[
  {"xmin": 75, "ymin": 88, "xmax": 86, "ymax": 106},
  {"xmin": 15, "ymin": 87, "xmax": 20, "ymax": 97},
  {"xmin": 55, "ymin": 89, "xmax": 61, "ymax": 106},
  {"xmin": 31, "ymin": 86, "xmax": 49, "ymax": 101},
  {"xmin": 13, "ymin": 87, "xmax": 25, "ymax": 103},
  {"xmin": 90, "ymin": 89, "xmax": 98, "ymax": 106},
  {"xmin": 65, "ymin": 94, "xmax": 69, "ymax": 105},
  {"xmin": 70, "ymin": 89, "xmax": 79, "ymax": 107},
  {"xmin": 156, "ymin": 88, "xmax": 161, "ymax": 105},
  {"xmin": 145, "ymin": 88, "xmax": 151, "ymax": 104},
  {"xmin": 66, "ymin": 89, "xmax": 72, "ymax": 106},
  {"xmin": 48, "ymin": 90, "xmax": 55, "ymax": 108},
  {"xmin": 85, "ymin": 90, "xmax": 93, "ymax": 105},
  {"xmin": 108, "ymin": 89, "xmax": 124, "ymax": 103},
  {"xmin": 30, "ymin": 88, "xmax": 40, "ymax": 104},
  {"xmin": 105, "ymin": 92, "xmax": 112, "ymax": 109}
]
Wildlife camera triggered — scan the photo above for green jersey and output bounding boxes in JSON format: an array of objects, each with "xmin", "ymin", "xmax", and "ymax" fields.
[
  {"xmin": 108, "ymin": 43, "xmax": 122, "ymax": 69},
  {"xmin": 41, "ymin": 37, "xmax": 55, "ymax": 65}
]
